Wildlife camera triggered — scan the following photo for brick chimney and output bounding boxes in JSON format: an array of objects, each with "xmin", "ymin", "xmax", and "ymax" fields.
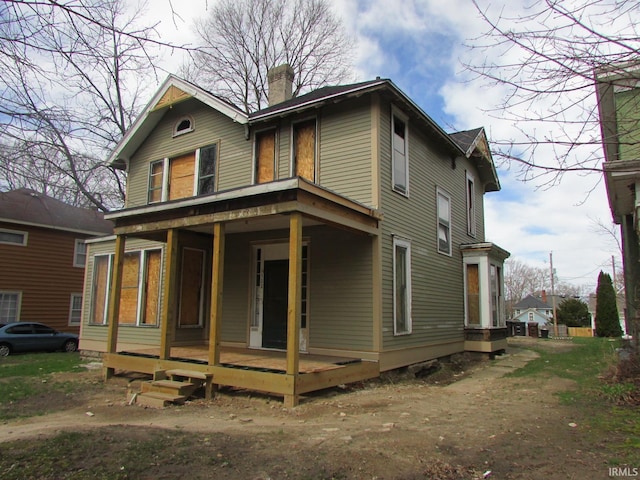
[
  {"xmin": 267, "ymin": 64, "xmax": 294, "ymax": 106},
  {"xmin": 541, "ymin": 290, "xmax": 547, "ymax": 303}
]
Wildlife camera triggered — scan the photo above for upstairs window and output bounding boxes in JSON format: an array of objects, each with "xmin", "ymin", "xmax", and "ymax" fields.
[
  {"xmin": 74, "ymin": 239, "xmax": 87, "ymax": 267},
  {"xmin": 0, "ymin": 228, "xmax": 27, "ymax": 246},
  {"xmin": 148, "ymin": 160, "xmax": 166, "ymax": 203},
  {"xmin": 466, "ymin": 172, "xmax": 476, "ymax": 237},
  {"xmin": 437, "ymin": 189, "xmax": 452, "ymax": 256},
  {"xmin": 197, "ymin": 143, "xmax": 218, "ymax": 195},
  {"xmin": 292, "ymin": 119, "xmax": 316, "ymax": 182},
  {"xmin": 255, "ymin": 129, "xmax": 276, "ymax": 184},
  {"xmin": 392, "ymin": 109, "xmax": 409, "ymax": 195},
  {"xmin": 173, "ymin": 116, "xmax": 194, "ymax": 136}
]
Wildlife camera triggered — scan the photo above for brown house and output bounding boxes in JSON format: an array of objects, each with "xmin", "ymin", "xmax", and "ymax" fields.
[{"xmin": 0, "ymin": 189, "xmax": 113, "ymax": 333}]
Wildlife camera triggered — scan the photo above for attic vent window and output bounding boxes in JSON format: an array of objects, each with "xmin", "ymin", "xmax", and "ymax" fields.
[{"xmin": 174, "ymin": 116, "xmax": 194, "ymax": 136}]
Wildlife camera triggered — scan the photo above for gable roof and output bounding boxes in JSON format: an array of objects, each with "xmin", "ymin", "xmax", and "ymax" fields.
[
  {"xmin": 0, "ymin": 189, "xmax": 113, "ymax": 235},
  {"xmin": 513, "ymin": 294, "xmax": 552, "ymax": 310},
  {"xmin": 449, "ymin": 128, "xmax": 500, "ymax": 192}
]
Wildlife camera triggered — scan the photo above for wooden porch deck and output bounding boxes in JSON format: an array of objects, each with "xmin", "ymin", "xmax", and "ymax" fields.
[{"xmin": 103, "ymin": 345, "xmax": 380, "ymax": 404}]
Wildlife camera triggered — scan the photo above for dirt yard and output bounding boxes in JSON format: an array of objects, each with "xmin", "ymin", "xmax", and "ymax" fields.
[{"xmin": 0, "ymin": 338, "xmax": 617, "ymax": 479}]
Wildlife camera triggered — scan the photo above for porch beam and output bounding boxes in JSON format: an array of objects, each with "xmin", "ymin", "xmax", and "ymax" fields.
[
  {"xmin": 208, "ymin": 222, "xmax": 225, "ymax": 366},
  {"xmin": 159, "ymin": 228, "xmax": 179, "ymax": 360},
  {"xmin": 285, "ymin": 212, "xmax": 302, "ymax": 406},
  {"xmin": 104, "ymin": 234, "xmax": 125, "ymax": 380}
]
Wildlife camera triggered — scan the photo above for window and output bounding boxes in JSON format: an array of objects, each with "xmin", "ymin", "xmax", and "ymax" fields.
[
  {"xmin": 292, "ymin": 119, "xmax": 316, "ymax": 182},
  {"xmin": 0, "ymin": 292, "xmax": 21, "ymax": 323},
  {"xmin": 466, "ymin": 172, "xmax": 476, "ymax": 236},
  {"xmin": 255, "ymin": 129, "xmax": 276, "ymax": 184},
  {"xmin": 491, "ymin": 265, "xmax": 504, "ymax": 326},
  {"xmin": 0, "ymin": 228, "xmax": 27, "ymax": 246},
  {"xmin": 466, "ymin": 264, "xmax": 480, "ymax": 326},
  {"xmin": 90, "ymin": 255, "xmax": 112, "ymax": 325},
  {"xmin": 528, "ymin": 312, "xmax": 534, "ymax": 322},
  {"xmin": 69, "ymin": 294, "xmax": 83, "ymax": 325},
  {"xmin": 437, "ymin": 189, "xmax": 452, "ymax": 255},
  {"xmin": 392, "ymin": 109, "xmax": 409, "ymax": 194},
  {"xmin": 393, "ymin": 237, "xmax": 412, "ymax": 335},
  {"xmin": 197, "ymin": 144, "xmax": 218, "ymax": 195},
  {"xmin": 148, "ymin": 160, "xmax": 166, "ymax": 203},
  {"xmin": 74, "ymin": 239, "xmax": 87, "ymax": 267},
  {"xmin": 173, "ymin": 115, "xmax": 194, "ymax": 136}
]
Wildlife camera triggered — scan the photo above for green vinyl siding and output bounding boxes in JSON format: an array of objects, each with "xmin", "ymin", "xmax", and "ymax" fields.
[
  {"xmin": 82, "ymin": 238, "xmax": 165, "ymax": 347},
  {"xmin": 277, "ymin": 120, "xmax": 291, "ymax": 180},
  {"xmin": 126, "ymin": 99, "xmax": 251, "ymax": 208},
  {"xmin": 220, "ymin": 232, "xmax": 253, "ymax": 343},
  {"xmin": 319, "ymin": 97, "xmax": 372, "ymax": 206},
  {"xmin": 615, "ymin": 88, "xmax": 640, "ymax": 161},
  {"xmin": 308, "ymin": 226, "xmax": 373, "ymax": 351},
  {"xmin": 378, "ymin": 100, "xmax": 486, "ymax": 351}
]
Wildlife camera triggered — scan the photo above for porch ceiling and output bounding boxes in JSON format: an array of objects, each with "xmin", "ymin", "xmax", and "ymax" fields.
[{"xmin": 106, "ymin": 178, "xmax": 381, "ymax": 238}]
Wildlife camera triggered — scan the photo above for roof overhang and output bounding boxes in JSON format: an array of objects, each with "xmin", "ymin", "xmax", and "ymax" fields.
[
  {"xmin": 107, "ymin": 75, "xmax": 248, "ymax": 168},
  {"xmin": 603, "ymin": 159, "xmax": 640, "ymax": 223}
]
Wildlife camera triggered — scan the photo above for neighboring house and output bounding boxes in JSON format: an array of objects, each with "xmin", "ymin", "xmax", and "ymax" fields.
[
  {"xmin": 512, "ymin": 294, "xmax": 553, "ymax": 327},
  {"xmin": 596, "ymin": 65, "xmax": 640, "ymax": 340},
  {"xmin": 587, "ymin": 293, "xmax": 626, "ymax": 335},
  {"xmin": 0, "ymin": 189, "xmax": 113, "ymax": 334},
  {"xmin": 81, "ymin": 65, "xmax": 509, "ymax": 406}
]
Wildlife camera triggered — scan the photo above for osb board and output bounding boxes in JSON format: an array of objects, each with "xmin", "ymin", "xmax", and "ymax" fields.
[{"xmin": 153, "ymin": 85, "xmax": 192, "ymax": 111}]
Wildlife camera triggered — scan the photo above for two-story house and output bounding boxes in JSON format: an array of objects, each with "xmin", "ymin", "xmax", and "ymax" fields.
[
  {"xmin": 0, "ymin": 189, "xmax": 113, "ymax": 333},
  {"xmin": 80, "ymin": 65, "xmax": 509, "ymax": 405},
  {"xmin": 597, "ymin": 65, "xmax": 640, "ymax": 342}
]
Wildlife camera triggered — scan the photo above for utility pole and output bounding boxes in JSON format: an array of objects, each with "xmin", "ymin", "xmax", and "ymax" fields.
[{"xmin": 550, "ymin": 252, "xmax": 558, "ymax": 337}]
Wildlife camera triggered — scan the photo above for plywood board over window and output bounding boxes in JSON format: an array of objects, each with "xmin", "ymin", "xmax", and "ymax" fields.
[
  {"xmin": 119, "ymin": 252, "xmax": 140, "ymax": 325},
  {"xmin": 293, "ymin": 119, "xmax": 316, "ymax": 182},
  {"xmin": 142, "ymin": 250, "xmax": 162, "ymax": 325},
  {"xmin": 179, "ymin": 248, "xmax": 205, "ymax": 327},
  {"xmin": 91, "ymin": 256, "xmax": 110, "ymax": 324},
  {"xmin": 169, "ymin": 153, "xmax": 195, "ymax": 200},
  {"xmin": 256, "ymin": 130, "xmax": 276, "ymax": 183},
  {"xmin": 466, "ymin": 264, "xmax": 480, "ymax": 325}
]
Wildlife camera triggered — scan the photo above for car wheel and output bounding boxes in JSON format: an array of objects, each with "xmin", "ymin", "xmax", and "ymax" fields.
[
  {"xmin": 63, "ymin": 340, "xmax": 78, "ymax": 353},
  {"xmin": 0, "ymin": 343, "xmax": 11, "ymax": 357}
]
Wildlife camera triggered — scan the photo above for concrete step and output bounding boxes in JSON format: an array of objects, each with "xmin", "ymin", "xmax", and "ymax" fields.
[
  {"xmin": 136, "ymin": 391, "xmax": 187, "ymax": 408},
  {"xmin": 141, "ymin": 379, "xmax": 197, "ymax": 396}
]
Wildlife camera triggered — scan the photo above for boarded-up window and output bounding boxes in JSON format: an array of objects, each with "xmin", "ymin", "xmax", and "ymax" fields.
[
  {"xmin": 119, "ymin": 252, "xmax": 140, "ymax": 325},
  {"xmin": 169, "ymin": 153, "xmax": 195, "ymax": 200},
  {"xmin": 91, "ymin": 255, "xmax": 111, "ymax": 325},
  {"xmin": 179, "ymin": 248, "xmax": 205, "ymax": 327},
  {"xmin": 148, "ymin": 160, "xmax": 165, "ymax": 203},
  {"xmin": 293, "ymin": 119, "xmax": 316, "ymax": 182},
  {"xmin": 255, "ymin": 130, "xmax": 275, "ymax": 183},
  {"xmin": 142, "ymin": 250, "xmax": 162, "ymax": 325},
  {"xmin": 466, "ymin": 264, "xmax": 480, "ymax": 325},
  {"xmin": 198, "ymin": 144, "xmax": 217, "ymax": 195}
]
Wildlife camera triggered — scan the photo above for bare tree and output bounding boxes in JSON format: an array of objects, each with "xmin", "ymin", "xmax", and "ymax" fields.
[
  {"xmin": 0, "ymin": 0, "xmax": 190, "ymax": 211},
  {"xmin": 466, "ymin": 0, "xmax": 640, "ymax": 187},
  {"xmin": 184, "ymin": 0, "xmax": 353, "ymax": 113},
  {"xmin": 504, "ymin": 259, "xmax": 548, "ymax": 317}
]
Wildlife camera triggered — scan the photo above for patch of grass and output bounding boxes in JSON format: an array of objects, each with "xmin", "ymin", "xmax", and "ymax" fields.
[{"xmin": 0, "ymin": 352, "xmax": 85, "ymax": 378}]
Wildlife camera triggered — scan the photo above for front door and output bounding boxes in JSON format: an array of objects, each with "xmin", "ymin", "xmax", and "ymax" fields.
[{"xmin": 262, "ymin": 259, "xmax": 289, "ymax": 349}]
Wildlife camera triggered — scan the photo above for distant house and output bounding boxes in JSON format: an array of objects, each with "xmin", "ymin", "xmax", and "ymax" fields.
[
  {"xmin": 0, "ymin": 189, "xmax": 113, "ymax": 333},
  {"xmin": 80, "ymin": 67, "xmax": 510, "ymax": 405},
  {"xmin": 596, "ymin": 65, "xmax": 640, "ymax": 340},
  {"xmin": 513, "ymin": 294, "xmax": 553, "ymax": 326},
  {"xmin": 587, "ymin": 293, "xmax": 626, "ymax": 335}
]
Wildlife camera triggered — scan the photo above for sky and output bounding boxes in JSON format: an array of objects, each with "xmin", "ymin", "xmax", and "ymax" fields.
[{"xmin": 140, "ymin": 0, "xmax": 624, "ymax": 293}]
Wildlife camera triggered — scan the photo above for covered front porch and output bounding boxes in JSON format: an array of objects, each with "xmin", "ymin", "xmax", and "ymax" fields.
[{"xmin": 100, "ymin": 178, "xmax": 382, "ymax": 406}]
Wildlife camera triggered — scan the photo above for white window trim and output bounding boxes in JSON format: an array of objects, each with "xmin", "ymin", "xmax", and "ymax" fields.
[
  {"xmin": 195, "ymin": 143, "xmax": 219, "ymax": 195},
  {"xmin": 290, "ymin": 116, "xmax": 318, "ymax": 182},
  {"xmin": 0, "ymin": 290, "xmax": 22, "ymax": 323},
  {"xmin": 466, "ymin": 171, "xmax": 476, "ymax": 237},
  {"xmin": 68, "ymin": 293, "xmax": 83, "ymax": 326},
  {"xmin": 173, "ymin": 115, "xmax": 194, "ymax": 137},
  {"xmin": 91, "ymin": 254, "xmax": 113, "ymax": 325},
  {"xmin": 0, "ymin": 227, "xmax": 28, "ymax": 246},
  {"xmin": 73, "ymin": 239, "xmax": 87, "ymax": 268},
  {"xmin": 437, "ymin": 188, "xmax": 452, "ymax": 256},
  {"xmin": 392, "ymin": 236, "xmax": 412, "ymax": 336},
  {"xmin": 148, "ymin": 158, "xmax": 169, "ymax": 204},
  {"xmin": 391, "ymin": 106, "xmax": 409, "ymax": 196}
]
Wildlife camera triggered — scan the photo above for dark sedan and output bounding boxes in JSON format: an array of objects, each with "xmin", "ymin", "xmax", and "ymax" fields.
[{"xmin": 0, "ymin": 322, "xmax": 79, "ymax": 357}]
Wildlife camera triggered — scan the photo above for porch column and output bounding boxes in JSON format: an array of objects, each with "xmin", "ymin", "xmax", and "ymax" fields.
[
  {"xmin": 285, "ymin": 212, "xmax": 302, "ymax": 407},
  {"xmin": 159, "ymin": 228, "xmax": 179, "ymax": 360},
  {"xmin": 104, "ymin": 234, "xmax": 125, "ymax": 380},
  {"xmin": 208, "ymin": 222, "xmax": 225, "ymax": 366}
]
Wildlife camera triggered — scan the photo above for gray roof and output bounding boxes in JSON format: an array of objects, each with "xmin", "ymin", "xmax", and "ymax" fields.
[
  {"xmin": 0, "ymin": 189, "xmax": 113, "ymax": 235},
  {"xmin": 449, "ymin": 128, "xmax": 484, "ymax": 153},
  {"xmin": 513, "ymin": 294, "xmax": 552, "ymax": 310}
]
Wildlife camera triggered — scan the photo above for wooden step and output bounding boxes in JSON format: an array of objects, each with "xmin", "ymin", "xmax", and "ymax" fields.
[
  {"xmin": 164, "ymin": 369, "xmax": 214, "ymax": 400},
  {"xmin": 141, "ymin": 379, "xmax": 197, "ymax": 396},
  {"xmin": 136, "ymin": 391, "xmax": 187, "ymax": 408}
]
